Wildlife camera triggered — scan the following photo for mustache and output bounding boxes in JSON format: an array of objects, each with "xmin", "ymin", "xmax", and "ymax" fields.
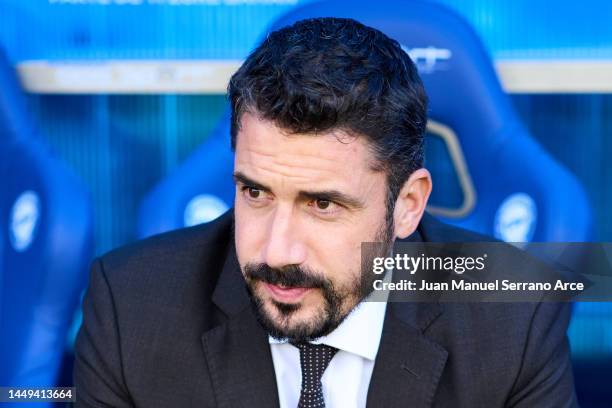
[{"xmin": 243, "ymin": 263, "xmax": 328, "ymax": 289}]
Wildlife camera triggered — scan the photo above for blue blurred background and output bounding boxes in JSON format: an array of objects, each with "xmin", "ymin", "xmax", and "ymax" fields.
[{"xmin": 0, "ymin": 0, "xmax": 611, "ymax": 406}]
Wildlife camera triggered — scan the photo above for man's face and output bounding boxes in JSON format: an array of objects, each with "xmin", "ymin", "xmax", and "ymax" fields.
[{"xmin": 234, "ymin": 112, "xmax": 393, "ymax": 342}]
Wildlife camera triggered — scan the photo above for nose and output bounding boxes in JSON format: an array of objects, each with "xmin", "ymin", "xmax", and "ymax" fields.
[{"xmin": 262, "ymin": 205, "xmax": 307, "ymax": 269}]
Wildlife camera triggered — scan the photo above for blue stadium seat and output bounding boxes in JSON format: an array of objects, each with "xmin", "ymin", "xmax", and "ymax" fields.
[
  {"xmin": 138, "ymin": 0, "xmax": 592, "ymax": 244},
  {"xmin": 0, "ymin": 50, "xmax": 31, "ymax": 145},
  {"xmin": 0, "ymin": 49, "xmax": 94, "ymax": 394},
  {"xmin": 138, "ymin": 112, "xmax": 234, "ymax": 237}
]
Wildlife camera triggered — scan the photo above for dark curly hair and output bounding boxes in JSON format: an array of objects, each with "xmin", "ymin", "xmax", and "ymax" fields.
[{"xmin": 228, "ymin": 17, "xmax": 428, "ymax": 215}]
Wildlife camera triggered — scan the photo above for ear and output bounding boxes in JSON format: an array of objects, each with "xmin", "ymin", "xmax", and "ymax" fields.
[{"xmin": 393, "ymin": 168, "xmax": 432, "ymax": 239}]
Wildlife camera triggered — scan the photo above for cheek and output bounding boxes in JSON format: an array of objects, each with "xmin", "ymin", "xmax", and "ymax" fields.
[
  {"xmin": 306, "ymin": 211, "xmax": 387, "ymax": 278},
  {"xmin": 306, "ymin": 228, "xmax": 365, "ymax": 283},
  {"xmin": 234, "ymin": 200, "xmax": 265, "ymax": 264},
  {"xmin": 311, "ymin": 212, "xmax": 385, "ymax": 254}
]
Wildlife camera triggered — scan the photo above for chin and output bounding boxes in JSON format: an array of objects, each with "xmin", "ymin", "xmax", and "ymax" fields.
[
  {"xmin": 260, "ymin": 299, "xmax": 322, "ymax": 338},
  {"xmin": 267, "ymin": 298, "xmax": 314, "ymax": 324}
]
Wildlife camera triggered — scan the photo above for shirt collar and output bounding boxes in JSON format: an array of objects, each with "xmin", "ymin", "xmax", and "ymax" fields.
[{"xmin": 268, "ymin": 271, "xmax": 391, "ymax": 361}]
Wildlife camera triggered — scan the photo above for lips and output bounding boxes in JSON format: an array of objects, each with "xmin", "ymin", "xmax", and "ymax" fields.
[{"xmin": 263, "ymin": 282, "xmax": 312, "ymax": 303}]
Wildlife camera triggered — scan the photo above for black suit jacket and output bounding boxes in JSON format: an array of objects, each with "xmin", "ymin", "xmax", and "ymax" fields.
[{"xmin": 74, "ymin": 211, "xmax": 577, "ymax": 407}]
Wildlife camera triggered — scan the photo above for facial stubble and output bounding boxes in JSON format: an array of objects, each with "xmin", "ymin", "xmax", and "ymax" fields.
[{"xmin": 243, "ymin": 213, "xmax": 394, "ymax": 343}]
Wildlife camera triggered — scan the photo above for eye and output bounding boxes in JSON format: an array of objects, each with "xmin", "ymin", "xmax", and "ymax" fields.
[
  {"xmin": 315, "ymin": 200, "xmax": 331, "ymax": 210},
  {"xmin": 309, "ymin": 198, "xmax": 341, "ymax": 216},
  {"xmin": 240, "ymin": 186, "xmax": 268, "ymax": 205},
  {"xmin": 246, "ymin": 187, "xmax": 262, "ymax": 199}
]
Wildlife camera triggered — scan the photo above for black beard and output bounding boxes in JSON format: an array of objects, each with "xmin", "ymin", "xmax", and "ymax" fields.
[
  {"xmin": 244, "ymin": 263, "xmax": 354, "ymax": 343},
  {"xmin": 242, "ymin": 212, "xmax": 394, "ymax": 343}
]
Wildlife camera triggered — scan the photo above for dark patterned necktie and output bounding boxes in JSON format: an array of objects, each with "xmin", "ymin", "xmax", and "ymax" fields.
[{"xmin": 291, "ymin": 342, "xmax": 339, "ymax": 408}]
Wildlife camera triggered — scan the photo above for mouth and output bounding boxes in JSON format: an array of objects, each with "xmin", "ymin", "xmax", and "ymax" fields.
[{"xmin": 263, "ymin": 282, "xmax": 313, "ymax": 303}]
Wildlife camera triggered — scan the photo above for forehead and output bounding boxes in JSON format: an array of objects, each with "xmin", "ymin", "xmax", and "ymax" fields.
[{"xmin": 234, "ymin": 113, "xmax": 378, "ymax": 187}]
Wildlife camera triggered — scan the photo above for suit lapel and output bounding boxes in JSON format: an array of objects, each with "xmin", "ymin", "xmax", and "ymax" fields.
[
  {"xmin": 366, "ymin": 215, "xmax": 449, "ymax": 408},
  {"xmin": 366, "ymin": 302, "xmax": 447, "ymax": 408},
  {"xmin": 202, "ymin": 307, "xmax": 280, "ymax": 408},
  {"xmin": 202, "ymin": 239, "xmax": 280, "ymax": 408}
]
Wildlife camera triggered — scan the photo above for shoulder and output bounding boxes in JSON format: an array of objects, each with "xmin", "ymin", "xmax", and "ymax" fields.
[
  {"xmin": 93, "ymin": 210, "xmax": 235, "ymax": 310},
  {"xmin": 417, "ymin": 212, "xmax": 498, "ymax": 243},
  {"xmin": 100, "ymin": 209, "xmax": 234, "ymax": 273},
  {"xmin": 77, "ymin": 211, "xmax": 237, "ymax": 395},
  {"xmin": 413, "ymin": 214, "xmax": 570, "ymax": 362}
]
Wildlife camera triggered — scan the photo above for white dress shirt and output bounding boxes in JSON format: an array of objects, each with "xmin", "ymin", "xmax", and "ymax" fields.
[{"xmin": 269, "ymin": 293, "xmax": 388, "ymax": 408}]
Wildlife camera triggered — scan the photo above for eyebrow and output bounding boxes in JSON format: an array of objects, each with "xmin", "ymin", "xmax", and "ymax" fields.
[
  {"xmin": 233, "ymin": 171, "xmax": 365, "ymax": 209},
  {"xmin": 233, "ymin": 172, "xmax": 271, "ymax": 192},
  {"xmin": 297, "ymin": 190, "xmax": 365, "ymax": 209}
]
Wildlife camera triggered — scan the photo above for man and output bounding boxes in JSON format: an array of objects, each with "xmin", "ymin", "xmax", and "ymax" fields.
[{"xmin": 74, "ymin": 18, "xmax": 577, "ymax": 407}]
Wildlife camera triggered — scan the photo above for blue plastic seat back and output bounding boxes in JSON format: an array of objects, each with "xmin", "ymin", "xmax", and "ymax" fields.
[
  {"xmin": 138, "ymin": 112, "xmax": 234, "ymax": 238},
  {"xmin": 0, "ymin": 49, "xmax": 31, "ymax": 145},
  {"xmin": 139, "ymin": 0, "xmax": 591, "ymax": 244},
  {"xmin": 0, "ymin": 48, "xmax": 94, "ymax": 391}
]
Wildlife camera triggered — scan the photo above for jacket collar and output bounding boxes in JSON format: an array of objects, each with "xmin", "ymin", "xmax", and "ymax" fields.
[
  {"xmin": 210, "ymin": 237, "xmax": 250, "ymax": 318},
  {"xmin": 203, "ymin": 232, "xmax": 280, "ymax": 408}
]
